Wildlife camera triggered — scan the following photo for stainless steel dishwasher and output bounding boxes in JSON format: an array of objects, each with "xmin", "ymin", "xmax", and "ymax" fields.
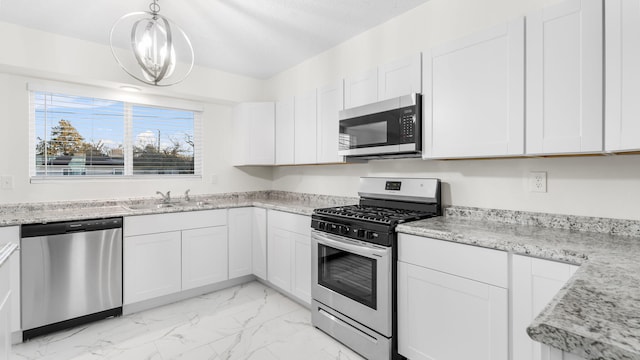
[{"xmin": 21, "ymin": 217, "xmax": 123, "ymax": 340}]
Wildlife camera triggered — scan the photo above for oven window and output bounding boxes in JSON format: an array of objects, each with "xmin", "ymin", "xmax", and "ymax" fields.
[{"xmin": 317, "ymin": 244, "xmax": 377, "ymax": 309}]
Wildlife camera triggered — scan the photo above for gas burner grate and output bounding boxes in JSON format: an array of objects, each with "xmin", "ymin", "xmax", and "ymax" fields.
[{"xmin": 314, "ymin": 205, "xmax": 433, "ymax": 225}]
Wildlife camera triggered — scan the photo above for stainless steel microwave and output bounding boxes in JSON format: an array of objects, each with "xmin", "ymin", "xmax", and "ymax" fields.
[{"xmin": 338, "ymin": 93, "xmax": 422, "ymax": 159}]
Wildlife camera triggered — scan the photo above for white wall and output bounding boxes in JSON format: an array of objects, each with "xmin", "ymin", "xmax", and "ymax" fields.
[
  {"xmin": 0, "ymin": 22, "xmax": 272, "ymax": 204},
  {"xmin": 268, "ymin": 0, "xmax": 640, "ymax": 221},
  {"xmin": 272, "ymin": 155, "xmax": 640, "ymax": 221}
]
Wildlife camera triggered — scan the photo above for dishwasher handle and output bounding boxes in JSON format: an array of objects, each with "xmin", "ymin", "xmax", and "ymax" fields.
[{"xmin": 22, "ymin": 217, "xmax": 123, "ymax": 238}]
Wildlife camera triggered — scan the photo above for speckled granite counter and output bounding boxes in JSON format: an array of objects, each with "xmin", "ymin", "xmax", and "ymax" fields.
[
  {"xmin": 397, "ymin": 206, "xmax": 640, "ymax": 360},
  {"xmin": 0, "ymin": 191, "xmax": 358, "ymax": 226}
]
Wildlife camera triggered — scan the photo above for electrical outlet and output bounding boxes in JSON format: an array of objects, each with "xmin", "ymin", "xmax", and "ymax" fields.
[
  {"xmin": 529, "ymin": 171, "xmax": 547, "ymax": 193},
  {"xmin": 1, "ymin": 176, "xmax": 13, "ymax": 190}
]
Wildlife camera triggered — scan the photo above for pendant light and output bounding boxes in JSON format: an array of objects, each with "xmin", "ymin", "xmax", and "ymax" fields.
[{"xmin": 110, "ymin": 0, "xmax": 194, "ymax": 86}]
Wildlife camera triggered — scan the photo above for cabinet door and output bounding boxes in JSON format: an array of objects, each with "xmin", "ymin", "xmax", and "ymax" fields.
[
  {"xmin": 294, "ymin": 90, "xmax": 317, "ymax": 164},
  {"xmin": 512, "ymin": 255, "xmax": 583, "ymax": 360},
  {"xmin": 267, "ymin": 227, "xmax": 292, "ymax": 292},
  {"xmin": 9, "ymin": 251, "xmax": 19, "ymax": 334},
  {"xmin": 275, "ymin": 97, "xmax": 295, "ymax": 165},
  {"xmin": 526, "ymin": 0, "xmax": 603, "ymax": 155},
  {"xmin": 252, "ymin": 208, "xmax": 268, "ymax": 280},
  {"xmin": 344, "ymin": 68, "xmax": 378, "ymax": 109},
  {"xmin": 378, "ymin": 53, "xmax": 422, "ymax": 101},
  {"xmin": 182, "ymin": 226, "xmax": 228, "ymax": 290},
  {"xmin": 0, "ymin": 226, "xmax": 19, "ymax": 334},
  {"xmin": 398, "ymin": 261, "xmax": 508, "ymax": 360},
  {"xmin": 424, "ymin": 18, "xmax": 524, "ymax": 158},
  {"xmin": 0, "ymin": 257, "xmax": 10, "ymax": 358},
  {"xmin": 605, "ymin": 0, "xmax": 640, "ymax": 152},
  {"xmin": 291, "ymin": 232, "xmax": 311, "ymax": 305},
  {"xmin": 232, "ymin": 102, "xmax": 275, "ymax": 165},
  {"xmin": 124, "ymin": 231, "xmax": 181, "ymax": 304},
  {"xmin": 228, "ymin": 208, "xmax": 253, "ymax": 279},
  {"xmin": 316, "ymin": 81, "xmax": 345, "ymax": 164}
]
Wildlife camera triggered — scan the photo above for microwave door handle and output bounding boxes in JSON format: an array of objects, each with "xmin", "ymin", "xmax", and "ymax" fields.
[{"xmin": 313, "ymin": 232, "xmax": 389, "ymax": 258}]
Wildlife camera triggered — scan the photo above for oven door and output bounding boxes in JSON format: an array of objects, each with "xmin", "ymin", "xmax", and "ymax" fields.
[{"xmin": 311, "ymin": 230, "xmax": 392, "ymax": 336}]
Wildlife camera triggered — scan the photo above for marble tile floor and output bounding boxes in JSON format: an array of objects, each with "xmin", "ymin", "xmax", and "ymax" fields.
[{"xmin": 12, "ymin": 281, "xmax": 365, "ymax": 360}]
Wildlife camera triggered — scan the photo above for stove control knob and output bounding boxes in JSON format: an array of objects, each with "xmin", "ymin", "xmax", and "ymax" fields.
[
  {"xmin": 318, "ymin": 222, "xmax": 326, "ymax": 230},
  {"xmin": 365, "ymin": 231, "xmax": 375, "ymax": 240},
  {"xmin": 330, "ymin": 224, "xmax": 338, "ymax": 232},
  {"xmin": 340, "ymin": 226, "xmax": 350, "ymax": 235},
  {"xmin": 356, "ymin": 229, "xmax": 365, "ymax": 238}
]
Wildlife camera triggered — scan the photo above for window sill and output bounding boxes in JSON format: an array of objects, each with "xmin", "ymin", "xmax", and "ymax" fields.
[{"xmin": 30, "ymin": 175, "xmax": 202, "ymax": 184}]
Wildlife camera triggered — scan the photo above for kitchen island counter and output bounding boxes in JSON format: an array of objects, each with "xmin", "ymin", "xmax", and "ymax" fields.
[{"xmin": 397, "ymin": 206, "xmax": 640, "ymax": 360}]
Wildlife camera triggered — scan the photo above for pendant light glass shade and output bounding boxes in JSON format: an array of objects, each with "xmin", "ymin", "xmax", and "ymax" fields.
[{"xmin": 110, "ymin": 1, "xmax": 194, "ymax": 86}]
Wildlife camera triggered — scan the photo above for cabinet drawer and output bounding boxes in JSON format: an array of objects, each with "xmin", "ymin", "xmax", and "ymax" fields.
[
  {"xmin": 268, "ymin": 210, "xmax": 310, "ymax": 236},
  {"xmin": 124, "ymin": 209, "xmax": 227, "ymax": 236},
  {"xmin": 398, "ymin": 234, "xmax": 508, "ymax": 288}
]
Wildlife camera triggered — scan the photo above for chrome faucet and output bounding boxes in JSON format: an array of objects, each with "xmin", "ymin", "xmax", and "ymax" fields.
[
  {"xmin": 156, "ymin": 191, "xmax": 171, "ymax": 204},
  {"xmin": 184, "ymin": 189, "xmax": 191, "ymax": 202}
]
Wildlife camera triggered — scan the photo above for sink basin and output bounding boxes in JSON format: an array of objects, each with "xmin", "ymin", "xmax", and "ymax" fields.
[{"xmin": 124, "ymin": 203, "xmax": 176, "ymax": 211}]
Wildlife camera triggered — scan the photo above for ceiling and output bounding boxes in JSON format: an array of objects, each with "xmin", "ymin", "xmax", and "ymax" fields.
[{"xmin": 0, "ymin": 0, "xmax": 429, "ymax": 79}]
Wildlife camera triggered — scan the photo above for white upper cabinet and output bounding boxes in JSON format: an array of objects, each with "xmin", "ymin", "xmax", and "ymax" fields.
[
  {"xmin": 294, "ymin": 89, "xmax": 318, "ymax": 164},
  {"xmin": 232, "ymin": 102, "xmax": 275, "ymax": 165},
  {"xmin": 526, "ymin": 0, "xmax": 603, "ymax": 155},
  {"xmin": 345, "ymin": 54, "xmax": 422, "ymax": 109},
  {"xmin": 423, "ymin": 18, "xmax": 525, "ymax": 158},
  {"xmin": 344, "ymin": 68, "xmax": 378, "ymax": 109},
  {"xmin": 605, "ymin": 0, "xmax": 640, "ymax": 152},
  {"xmin": 316, "ymin": 81, "xmax": 345, "ymax": 164},
  {"xmin": 378, "ymin": 53, "xmax": 422, "ymax": 101},
  {"xmin": 275, "ymin": 97, "xmax": 295, "ymax": 165}
]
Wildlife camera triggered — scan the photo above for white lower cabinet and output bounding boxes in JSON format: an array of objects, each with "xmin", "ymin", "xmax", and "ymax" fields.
[
  {"xmin": 291, "ymin": 232, "xmax": 311, "ymax": 302},
  {"xmin": 252, "ymin": 208, "xmax": 267, "ymax": 280},
  {"xmin": 512, "ymin": 254, "xmax": 585, "ymax": 360},
  {"xmin": 228, "ymin": 207, "xmax": 253, "ymax": 279},
  {"xmin": 398, "ymin": 262, "xmax": 508, "ymax": 360},
  {"xmin": 267, "ymin": 227, "xmax": 292, "ymax": 291},
  {"xmin": 397, "ymin": 234, "xmax": 508, "ymax": 360},
  {"xmin": 0, "ymin": 226, "xmax": 21, "ymax": 338},
  {"xmin": 267, "ymin": 210, "xmax": 311, "ymax": 305},
  {"xmin": 182, "ymin": 226, "xmax": 228, "ymax": 290},
  {"xmin": 124, "ymin": 210, "xmax": 228, "ymax": 305},
  {"xmin": 0, "ymin": 248, "xmax": 12, "ymax": 359},
  {"xmin": 124, "ymin": 231, "xmax": 182, "ymax": 304},
  {"xmin": 228, "ymin": 207, "xmax": 268, "ymax": 280}
]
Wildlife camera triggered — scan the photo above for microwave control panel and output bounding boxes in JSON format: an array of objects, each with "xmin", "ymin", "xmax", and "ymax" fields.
[{"xmin": 400, "ymin": 111, "xmax": 416, "ymax": 143}]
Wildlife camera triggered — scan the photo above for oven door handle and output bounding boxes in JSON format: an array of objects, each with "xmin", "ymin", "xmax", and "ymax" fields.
[{"xmin": 313, "ymin": 232, "xmax": 389, "ymax": 258}]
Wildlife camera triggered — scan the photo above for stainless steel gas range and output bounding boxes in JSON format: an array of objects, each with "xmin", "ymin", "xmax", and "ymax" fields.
[{"xmin": 310, "ymin": 177, "xmax": 441, "ymax": 360}]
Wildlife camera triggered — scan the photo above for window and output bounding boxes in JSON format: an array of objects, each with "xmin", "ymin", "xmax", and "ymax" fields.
[{"xmin": 30, "ymin": 89, "xmax": 201, "ymax": 178}]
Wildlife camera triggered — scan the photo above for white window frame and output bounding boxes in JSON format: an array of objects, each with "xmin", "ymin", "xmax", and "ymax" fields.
[{"xmin": 28, "ymin": 81, "xmax": 203, "ymax": 181}]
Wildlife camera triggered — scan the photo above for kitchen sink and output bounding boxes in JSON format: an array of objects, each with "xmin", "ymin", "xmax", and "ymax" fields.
[
  {"xmin": 123, "ymin": 201, "xmax": 213, "ymax": 211},
  {"xmin": 123, "ymin": 203, "xmax": 177, "ymax": 211}
]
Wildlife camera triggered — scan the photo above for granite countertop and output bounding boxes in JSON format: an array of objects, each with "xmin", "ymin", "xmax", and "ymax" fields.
[
  {"xmin": 397, "ymin": 206, "xmax": 640, "ymax": 360},
  {"xmin": 0, "ymin": 191, "xmax": 358, "ymax": 226}
]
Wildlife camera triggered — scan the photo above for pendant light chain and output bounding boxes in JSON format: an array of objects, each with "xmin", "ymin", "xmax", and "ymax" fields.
[{"xmin": 149, "ymin": 0, "xmax": 160, "ymax": 18}]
